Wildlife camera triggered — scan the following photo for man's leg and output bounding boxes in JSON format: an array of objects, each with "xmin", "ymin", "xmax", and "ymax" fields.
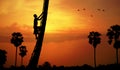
[{"xmin": 35, "ymin": 34, "xmax": 38, "ymax": 39}]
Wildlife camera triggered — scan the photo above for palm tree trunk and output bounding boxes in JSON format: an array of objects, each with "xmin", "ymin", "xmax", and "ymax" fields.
[
  {"xmin": 21, "ymin": 57, "xmax": 23, "ymax": 66},
  {"xmin": 116, "ymin": 48, "xmax": 118, "ymax": 64},
  {"xmin": 94, "ymin": 48, "xmax": 96, "ymax": 68},
  {"xmin": 15, "ymin": 47, "xmax": 18, "ymax": 67}
]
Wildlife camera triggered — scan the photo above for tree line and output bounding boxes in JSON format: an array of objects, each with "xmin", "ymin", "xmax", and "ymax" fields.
[{"xmin": 0, "ymin": 24, "xmax": 120, "ymax": 69}]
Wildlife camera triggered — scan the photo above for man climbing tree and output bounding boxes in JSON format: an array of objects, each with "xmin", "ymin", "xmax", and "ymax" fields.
[
  {"xmin": 33, "ymin": 13, "xmax": 43, "ymax": 39},
  {"xmin": 27, "ymin": 0, "xmax": 49, "ymax": 69}
]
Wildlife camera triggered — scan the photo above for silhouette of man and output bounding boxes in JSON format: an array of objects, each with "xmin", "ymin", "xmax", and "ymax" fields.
[{"xmin": 33, "ymin": 13, "xmax": 43, "ymax": 39}]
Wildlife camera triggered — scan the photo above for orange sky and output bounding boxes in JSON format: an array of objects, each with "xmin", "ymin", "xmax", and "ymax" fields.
[{"xmin": 0, "ymin": 0, "xmax": 120, "ymax": 67}]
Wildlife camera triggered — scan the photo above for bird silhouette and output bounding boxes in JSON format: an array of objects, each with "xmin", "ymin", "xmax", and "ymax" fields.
[
  {"xmin": 83, "ymin": 8, "xmax": 86, "ymax": 11},
  {"xmin": 90, "ymin": 14, "xmax": 93, "ymax": 17},
  {"xmin": 102, "ymin": 9, "xmax": 105, "ymax": 12},
  {"xmin": 97, "ymin": 9, "xmax": 101, "ymax": 11},
  {"xmin": 77, "ymin": 9, "xmax": 80, "ymax": 11}
]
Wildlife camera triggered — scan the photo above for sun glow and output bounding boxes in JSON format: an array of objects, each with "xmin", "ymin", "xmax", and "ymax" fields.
[
  {"xmin": 45, "ymin": 10, "xmax": 89, "ymax": 33},
  {"xmin": 45, "ymin": 11, "xmax": 74, "ymax": 33}
]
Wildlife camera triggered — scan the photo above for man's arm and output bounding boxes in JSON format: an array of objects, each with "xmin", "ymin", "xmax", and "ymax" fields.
[
  {"xmin": 38, "ymin": 17, "xmax": 43, "ymax": 20},
  {"xmin": 38, "ymin": 12, "xmax": 43, "ymax": 19}
]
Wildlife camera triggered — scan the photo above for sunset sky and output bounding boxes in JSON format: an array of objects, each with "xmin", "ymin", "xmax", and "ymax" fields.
[{"xmin": 0, "ymin": 0, "xmax": 120, "ymax": 67}]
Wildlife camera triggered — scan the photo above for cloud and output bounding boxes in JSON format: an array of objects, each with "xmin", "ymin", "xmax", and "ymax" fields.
[
  {"xmin": 0, "ymin": 23, "xmax": 33, "ymax": 42},
  {"xmin": 44, "ymin": 32, "xmax": 87, "ymax": 43},
  {"xmin": 0, "ymin": 22, "xmax": 88, "ymax": 43}
]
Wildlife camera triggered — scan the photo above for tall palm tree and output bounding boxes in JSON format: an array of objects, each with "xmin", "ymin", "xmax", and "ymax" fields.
[
  {"xmin": 19, "ymin": 45, "xmax": 27, "ymax": 66},
  {"xmin": 106, "ymin": 24, "xmax": 120, "ymax": 64},
  {"xmin": 0, "ymin": 49, "xmax": 7, "ymax": 68},
  {"xmin": 88, "ymin": 31, "xmax": 101, "ymax": 68},
  {"xmin": 10, "ymin": 32, "xmax": 23, "ymax": 67}
]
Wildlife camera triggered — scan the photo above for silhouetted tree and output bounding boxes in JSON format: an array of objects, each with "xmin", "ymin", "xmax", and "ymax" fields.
[
  {"xmin": 10, "ymin": 32, "xmax": 23, "ymax": 67},
  {"xmin": 0, "ymin": 49, "xmax": 7, "ymax": 68},
  {"xmin": 42, "ymin": 62, "xmax": 52, "ymax": 70},
  {"xmin": 88, "ymin": 31, "xmax": 101, "ymax": 68},
  {"xmin": 19, "ymin": 45, "xmax": 27, "ymax": 66},
  {"xmin": 106, "ymin": 24, "xmax": 120, "ymax": 64}
]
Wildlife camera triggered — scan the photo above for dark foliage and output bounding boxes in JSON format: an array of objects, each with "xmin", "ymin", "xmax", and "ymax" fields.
[
  {"xmin": 88, "ymin": 31, "xmax": 101, "ymax": 48},
  {"xmin": 11, "ymin": 32, "xmax": 23, "ymax": 47},
  {"xmin": 10, "ymin": 32, "xmax": 24, "ymax": 67},
  {"xmin": 0, "ymin": 49, "xmax": 7, "ymax": 67},
  {"xmin": 106, "ymin": 24, "xmax": 120, "ymax": 64},
  {"xmin": 1, "ymin": 63, "xmax": 120, "ymax": 70},
  {"xmin": 19, "ymin": 46, "xmax": 27, "ymax": 66},
  {"xmin": 106, "ymin": 24, "xmax": 120, "ymax": 48},
  {"xmin": 19, "ymin": 46, "xmax": 27, "ymax": 57}
]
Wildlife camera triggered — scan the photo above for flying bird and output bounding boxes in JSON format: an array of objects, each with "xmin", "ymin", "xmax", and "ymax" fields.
[
  {"xmin": 97, "ymin": 9, "xmax": 101, "ymax": 11},
  {"xmin": 102, "ymin": 9, "xmax": 105, "ymax": 12},
  {"xmin": 83, "ymin": 8, "xmax": 86, "ymax": 11},
  {"xmin": 90, "ymin": 14, "xmax": 93, "ymax": 17},
  {"xmin": 97, "ymin": 9, "xmax": 105, "ymax": 12},
  {"xmin": 77, "ymin": 9, "xmax": 80, "ymax": 11}
]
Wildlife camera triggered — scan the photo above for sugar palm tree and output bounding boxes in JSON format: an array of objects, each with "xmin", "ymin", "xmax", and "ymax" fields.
[
  {"xmin": 106, "ymin": 24, "xmax": 120, "ymax": 64},
  {"xmin": 88, "ymin": 31, "xmax": 101, "ymax": 68},
  {"xmin": 19, "ymin": 45, "xmax": 27, "ymax": 66},
  {"xmin": 0, "ymin": 49, "xmax": 7, "ymax": 68},
  {"xmin": 10, "ymin": 32, "xmax": 23, "ymax": 67}
]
